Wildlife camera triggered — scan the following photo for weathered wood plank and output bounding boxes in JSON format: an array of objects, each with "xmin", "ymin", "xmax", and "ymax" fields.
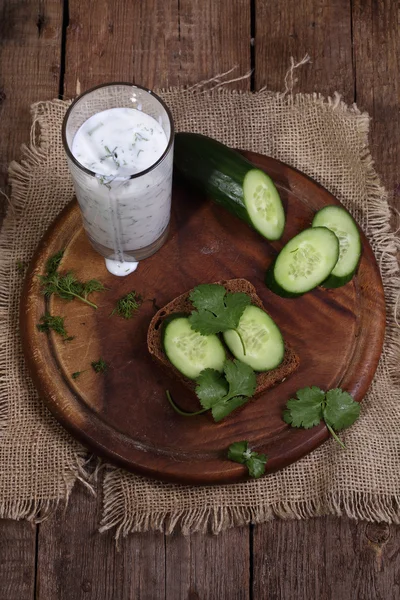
[
  {"xmin": 0, "ymin": 3, "xmax": 63, "ymax": 599},
  {"xmin": 165, "ymin": 527, "xmax": 250, "ymax": 599},
  {"xmin": 352, "ymin": 0, "xmax": 400, "ymax": 196},
  {"xmin": 0, "ymin": 0, "xmax": 63, "ymax": 207},
  {"xmin": 252, "ymin": 518, "xmax": 400, "ymax": 600},
  {"xmin": 254, "ymin": 0, "xmax": 354, "ymax": 101},
  {"xmin": 64, "ymin": 0, "xmax": 251, "ymax": 96},
  {"xmin": 0, "ymin": 520, "xmax": 36, "ymax": 600},
  {"xmin": 36, "ymin": 485, "xmax": 166, "ymax": 600}
]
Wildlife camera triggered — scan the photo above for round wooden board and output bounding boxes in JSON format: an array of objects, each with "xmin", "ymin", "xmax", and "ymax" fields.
[{"xmin": 21, "ymin": 151, "xmax": 385, "ymax": 485}]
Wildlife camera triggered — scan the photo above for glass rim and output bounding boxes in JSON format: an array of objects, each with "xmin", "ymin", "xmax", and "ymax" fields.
[{"xmin": 61, "ymin": 81, "xmax": 175, "ymax": 180}]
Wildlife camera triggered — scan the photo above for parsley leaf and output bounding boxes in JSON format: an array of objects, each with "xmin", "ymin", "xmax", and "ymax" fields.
[
  {"xmin": 228, "ymin": 441, "xmax": 268, "ymax": 478},
  {"xmin": 283, "ymin": 386, "xmax": 361, "ymax": 448},
  {"xmin": 188, "ymin": 284, "xmax": 251, "ymax": 336}
]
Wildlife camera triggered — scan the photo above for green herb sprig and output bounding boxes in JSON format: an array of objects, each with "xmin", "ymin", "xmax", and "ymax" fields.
[
  {"xmin": 36, "ymin": 313, "xmax": 73, "ymax": 341},
  {"xmin": 111, "ymin": 291, "xmax": 142, "ymax": 319},
  {"xmin": 17, "ymin": 260, "xmax": 27, "ymax": 275},
  {"xmin": 91, "ymin": 358, "xmax": 108, "ymax": 374},
  {"xmin": 39, "ymin": 270, "xmax": 105, "ymax": 309},
  {"xmin": 45, "ymin": 249, "xmax": 65, "ymax": 277},
  {"xmin": 71, "ymin": 370, "xmax": 86, "ymax": 380},
  {"xmin": 167, "ymin": 359, "xmax": 257, "ymax": 423},
  {"xmin": 283, "ymin": 386, "xmax": 360, "ymax": 448},
  {"xmin": 188, "ymin": 284, "xmax": 250, "ymax": 354},
  {"xmin": 227, "ymin": 441, "xmax": 268, "ymax": 478}
]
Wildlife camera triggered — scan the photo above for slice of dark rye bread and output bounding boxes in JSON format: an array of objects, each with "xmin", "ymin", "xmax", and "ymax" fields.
[{"xmin": 147, "ymin": 278, "xmax": 300, "ymax": 398}]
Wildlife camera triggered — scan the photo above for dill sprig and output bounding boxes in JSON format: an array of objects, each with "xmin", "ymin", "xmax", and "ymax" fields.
[
  {"xmin": 16, "ymin": 261, "xmax": 27, "ymax": 275},
  {"xmin": 111, "ymin": 290, "xmax": 142, "ymax": 320},
  {"xmin": 91, "ymin": 358, "xmax": 108, "ymax": 373},
  {"xmin": 36, "ymin": 313, "xmax": 73, "ymax": 341},
  {"xmin": 71, "ymin": 370, "xmax": 86, "ymax": 379},
  {"xmin": 45, "ymin": 249, "xmax": 65, "ymax": 277},
  {"xmin": 39, "ymin": 271, "xmax": 105, "ymax": 309}
]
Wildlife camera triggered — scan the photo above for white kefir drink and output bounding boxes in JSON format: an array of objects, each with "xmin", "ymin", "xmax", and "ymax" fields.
[{"xmin": 66, "ymin": 97, "xmax": 173, "ymax": 276}]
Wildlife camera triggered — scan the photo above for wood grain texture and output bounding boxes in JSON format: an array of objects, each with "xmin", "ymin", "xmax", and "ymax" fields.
[
  {"xmin": 36, "ymin": 485, "xmax": 165, "ymax": 600},
  {"xmin": 0, "ymin": 0, "xmax": 62, "ymax": 206},
  {"xmin": 64, "ymin": 0, "xmax": 250, "ymax": 97},
  {"xmin": 165, "ymin": 527, "xmax": 250, "ymax": 599},
  {"xmin": 352, "ymin": 0, "xmax": 400, "ymax": 196},
  {"xmin": 20, "ymin": 153, "xmax": 385, "ymax": 484},
  {"xmin": 0, "ymin": 2, "xmax": 62, "ymax": 598},
  {"xmin": 252, "ymin": 518, "xmax": 400, "ymax": 600},
  {"xmin": 0, "ymin": 520, "xmax": 36, "ymax": 600},
  {"xmin": 254, "ymin": 0, "xmax": 354, "ymax": 101}
]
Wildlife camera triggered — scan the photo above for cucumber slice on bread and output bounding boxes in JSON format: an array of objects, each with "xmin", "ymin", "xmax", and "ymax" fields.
[
  {"xmin": 162, "ymin": 315, "xmax": 226, "ymax": 380},
  {"xmin": 174, "ymin": 133, "xmax": 285, "ymax": 241},
  {"xmin": 312, "ymin": 205, "xmax": 362, "ymax": 288},
  {"xmin": 223, "ymin": 305, "xmax": 285, "ymax": 371}
]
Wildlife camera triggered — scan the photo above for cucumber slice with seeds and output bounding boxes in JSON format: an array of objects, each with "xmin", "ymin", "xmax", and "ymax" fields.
[
  {"xmin": 265, "ymin": 227, "xmax": 340, "ymax": 297},
  {"xmin": 223, "ymin": 305, "xmax": 284, "ymax": 371},
  {"xmin": 312, "ymin": 205, "xmax": 362, "ymax": 288},
  {"xmin": 243, "ymin": 170, "xmax": 285, "ymax": 240},
  {"xmin": 162, "ymin": 315, "xmax": 226, "ymax": 380}
]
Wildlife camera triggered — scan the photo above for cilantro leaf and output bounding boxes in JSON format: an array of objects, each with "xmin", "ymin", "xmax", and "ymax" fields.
[
  {"xmin": 283, "ymin": 386, "xmax": 325, "ymax": 429},
  {"xmin": 227, "ymin": 441, "xmax": 268, "ymax": 478},
  {"xmin": 323, "ymin": 388, "xmax": 361, "ymax": 430},
  {"xmin": 283, "ymin": 386, "xmax": 361, "ymax": 448},
  {"xmin": 247, "ymin": 454, "xmax": 268, "ymax": 478},
  {"xmin": 189, "ymin": 309, "xmax": 223, "ymax": 335},
  {"xmin": 188, "ymin": 284, "xmax": 251, "ymax": 335},
  {"xmin": 194, "ymin": 360, "xmax": 257, "ymax": 422},
  {"xmin": 224, "ymin": 292, "xmax": 251, "ymax": 325},
  {"xmin": 224, "ymin": 359, "xmax": 257, "ymax": 400},
  {"xmin": 195, "ymin": 369, "xmax": 229, "ymax": 409},
  {"xmin": 227, "ymin": 441, "xmax": 248, "ymax": 464},
  {"xmin": 190, "ymin": 284, "xmax": 226, "ymax": 312},
  {"xmin": 211, "ymin": 395, "xmax": 248, "ymax": 423}
]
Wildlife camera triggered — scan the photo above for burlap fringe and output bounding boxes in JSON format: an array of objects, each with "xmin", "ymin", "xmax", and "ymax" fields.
[
  {"xmin": 101, "ymin": 478, "xmax": 400, "ymax": 539},
  {"xmin": 0, "ymin": 452, "xmax": 95, "ymax": 522}
]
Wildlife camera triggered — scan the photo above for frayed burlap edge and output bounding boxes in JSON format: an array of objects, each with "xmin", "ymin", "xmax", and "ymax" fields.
[
  {"xmin": 99, "ymin": 88, "xmax": 400, "ymax": 538},
  {"xmin": 0, "ymin": 100, "xmax": 96, "ymax": 523}
]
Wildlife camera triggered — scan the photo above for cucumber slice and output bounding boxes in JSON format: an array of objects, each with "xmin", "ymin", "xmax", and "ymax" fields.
[
  {"xmin": 243, "ymin": 169, "xmax": 285, "ymax": 240},
  {"xmin": 162, "ymin": 315, "xmax": 226, "ymax": 380},
  {"xmin": 312, "ymin": 205, "xmax": 362, "ymax": 288},
  {"xmin": 223, "ymin": 305, "xmax": 285, "ymax": 371},
  {"xmin": 174, "ymin": 133, "xmax": 285, "ymax": 240},
  {"xmin": 265, "ymin": 227, "xmax": 340, "ymax": 297}
]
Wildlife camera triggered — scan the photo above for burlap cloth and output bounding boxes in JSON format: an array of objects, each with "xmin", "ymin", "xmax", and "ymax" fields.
[{"xmin": 1, "ymin": 85, "xmax": 399, "ymax": 537}]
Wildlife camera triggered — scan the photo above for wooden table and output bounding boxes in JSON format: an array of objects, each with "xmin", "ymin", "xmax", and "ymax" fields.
[{"xmin": 1, "ymin": 1, "xmax": 399, "ymax": 598}]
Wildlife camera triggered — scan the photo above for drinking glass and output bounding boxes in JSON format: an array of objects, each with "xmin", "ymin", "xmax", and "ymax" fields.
[{"xmin": 62, "ymin": 83, "xmax": 174, "ymax": 276}]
